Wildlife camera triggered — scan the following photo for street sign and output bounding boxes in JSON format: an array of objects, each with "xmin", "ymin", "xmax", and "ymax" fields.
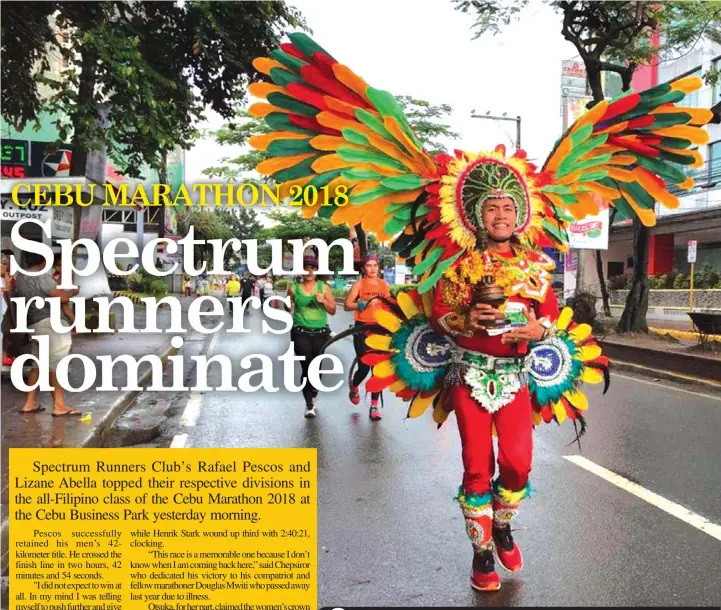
[
  {"xmin": 567, "ymin": 208, "xmax": 609, "ymax": 250},
  {"xmin": 687, "ymin": 240, "xmax": 697, "ymax": 263}
]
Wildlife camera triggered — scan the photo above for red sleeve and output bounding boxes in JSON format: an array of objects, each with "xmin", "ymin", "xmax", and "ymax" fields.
[
  {"xmin": 430, "ymin": 280, "xmax": 469, "ymax": 337},
  {"xmin": 533, "ymin": 288, "xmax": 560, "ymax": 323}
]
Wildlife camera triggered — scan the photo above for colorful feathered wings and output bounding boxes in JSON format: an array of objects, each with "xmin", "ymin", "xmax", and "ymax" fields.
[
  {"xmin": 539, "ymin": 75, "xmax": 712, "ymax": 225},
  {"xmin": 248, "ymin": 33, "xmax": 571, "ymax": 292}
]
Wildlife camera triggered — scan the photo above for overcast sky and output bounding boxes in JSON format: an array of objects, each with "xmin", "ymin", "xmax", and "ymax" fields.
[{"xmin": 185, "ymin": 0, "xmax": 578, "ymax": 197}]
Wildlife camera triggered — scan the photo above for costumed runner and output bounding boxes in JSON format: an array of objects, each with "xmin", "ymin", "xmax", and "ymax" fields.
[
  {"xmin": 343, "ymin": 255, "xmax": 391, "ymax": 420},
  {"xmin": 247, "ymin": 32, "xmax": 711, "ymax": 590},
  {"xmin": 288, "ymin": 256, "xmax": 337, "ymax": 418}
]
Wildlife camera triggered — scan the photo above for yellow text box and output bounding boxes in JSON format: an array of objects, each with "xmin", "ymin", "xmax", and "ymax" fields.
[{"xmin": 10, "ymin": 448, "xmax": 317, "ymax": 610}]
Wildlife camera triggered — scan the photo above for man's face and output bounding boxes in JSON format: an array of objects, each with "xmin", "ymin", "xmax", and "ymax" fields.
[
  {"xmin": 481, "ymin": 197, "xmax": 517, "ymax": 242},
  {"xmin": 304, "ymin": 265, "xmax": 317, "ymax": 279}
]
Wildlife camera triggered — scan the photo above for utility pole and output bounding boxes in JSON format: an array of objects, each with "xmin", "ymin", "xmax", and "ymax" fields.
[{"xmin": 470, "ymin": 111, "xmax": 522, "ymax": 150}]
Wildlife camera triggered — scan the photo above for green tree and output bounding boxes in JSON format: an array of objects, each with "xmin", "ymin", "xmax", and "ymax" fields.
[
  {"xmin": 216, "ymin": 207, "xmax": 263, "ymax": 268},
  {"xmin": 453, "ymin": 0, "xmax": 721, "ymax": 332},
  {"xmin": 258, "ymin": 209, "xmax": 350, "ymax": 270},
  {"xmin": 398, "ymin": 96, "xmax": 460, "ymax": 156},
  {"xmin": 177, "ymin": 209, "xmax": 232, "ymax": 264},
  {"xmin": 1, "ymin": 1, "xmax": 305, "ymax": 236}
]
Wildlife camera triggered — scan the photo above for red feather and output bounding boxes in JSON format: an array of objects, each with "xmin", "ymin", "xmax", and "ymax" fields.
[
  {"xmin": 367, "ymin": 375, "xmax": 399, "ymax": 393},
  {"xmin": 541, "ymin": 406, "xmax": 553, "ymax": 423},
  {"xmin": 361, "ymin": 352, "xmax": 392, "ymax": 366},
  {"xmin": 288, "ymin": 114, "xmax": 340, "ymax": 135},
  {"xmin": 310, "ymin": 52, "xmax": 337, "ymax": 73},
  {"xmin": 280, "ymin": 43, "xmax": 309, "ymax": 62},
  {"xmin": 286, "ymin": 82, "xmax": 329, "ymax": 111},
  {"xmin": 608, "ymin": 135, "xmax": 660, "ymax": 158},
  {"xmin": 601, "ymin": 93, "xmax": 641, "ymax": 123},
  {"xmin": 298, "ymin": 65, "xmax": 369, "ymax": 108},
  {"xmin": 626, "ymin": 115, "xmax": 655, "ymax": 129}
]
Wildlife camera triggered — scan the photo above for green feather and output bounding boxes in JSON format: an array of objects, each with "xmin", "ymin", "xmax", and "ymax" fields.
[
  {"xmin": 393, "ymin": 204, "xmax": 430, "ymax": 221},
  {"xmin": 412, "ymin": 247, "xmax": 443, "ymax": 275},
  {"xmin": 635, "ymin": 155, "xmax": 686, "ymax": 184},
  {"xmin": 271, "ymin": 157, "xmax": 317, "ymax": 182},
  {"xmin": 337, "ymin": 146, "xmax": 407, "ymax": 171},
  {"xmin": 639, "ymin": 112, "xmax": 693, "ymax": 130},
  {"xmin": 318, "ymin": 205, "xmax": 334, "ymax": 218},
  {"xmin": 354, "ymin": 109, "xmax": 397, "ymax": 143},
  {"xmin": 417, "ymin": 251, "xmax": 464, "ymax": 294},
  {"xmin": 622, "ymin": 180, "xmax": 656, "ymax": 209},
  {"xmin": 341, "ymin": 128, "xmax": 372, "ymax": 148},
  {"xmin": 556, "ymin": 134, "xmax": 609, "ymax": 177},
  {"xmin": 410, "ymin": 238, "xmax": 429, "ymax": 257},
  {"xmin": 350, "ymin": 184, "xmax": 394, "ymax": 205},
  {"xmin": 639, "ymin": 82, "xmax": 672, "ymax": 100},
  {"xmin": 365, "ymin": 87, "xmax": 422, "ymax": 150},
  {"xmin": 566, "ymin": 153, "xmax": 613, "ymax": 174},
  {"xmin": 266, "ymin": 92, "xmax": 317, "ymax": 117},
  {"xmin": 383, "ymin": 215, "xmax": 409, "ymax": 235},
  {"xmin": 269, "ymin": 67, "xmax": 304, "ymax": 88},
  {"xmin": 267, "ymin": 139, "xmax": 316, "ymax": 156},
  {"xmin": 612, "ymin": 195, "xmax": 636, "ymax": 220},
  {"xmin": 288, "ymin": 33, "xmax": 334, "ymax": 61},
  {"xmin": 307, "ymin": 170, "xmax": 342, "ymax": 188},
  {"xmin": 656, "ymin": 149, "xmax": 697, "ymax": 166},
  {"xmin": 270, "ymin": 49, "xmax": 307, "ymax": 73},
  {"xmin": 569, "ymin": 123, "xmax": 593, "ymax": 148},
  {"xmin": 265, "ymin": 113, "xmax": 316, "ymax": 135},
  {"xmin": 342, "ymin": 168, "xmax": 382, "ymax": 181},
  {"xmin": 575, "ymin": 170, "xmax": 609, "ymax": 182},
  {"xmin": 542, "ymin": 220, "xmax": 569, "ymax": 244},
  {"xmin": 540, "ymin": 184, "xmax": 574, "ymax": 195},
  {"xmin": 380, "ymin": 174, "xmax": 425, "ymax": 191},
  {"xmin": 660, "ymin": 137, "xmax": 692, "ymax": 149}
]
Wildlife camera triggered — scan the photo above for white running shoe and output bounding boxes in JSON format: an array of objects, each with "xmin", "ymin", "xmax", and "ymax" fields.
[{"xmin": 304, "ymin": 406, "xmax": 316, "ymax": 418}]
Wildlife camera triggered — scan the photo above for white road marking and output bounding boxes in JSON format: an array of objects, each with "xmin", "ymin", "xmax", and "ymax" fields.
[
  {"xmin": 170, "ymin": 331, "xmax": 220, "ymax": 447},
  {"xmin": 180, "ymin": 393, "xmax": 203, "ymax": 427},
  {"xmin": 564, "ymin": 455, "xmax": 721, "ymax": 542},
  {"xmin": 170, "ymin": 434, "xmax": 187, "ymax": 449},
  {"xmin": 612, "ymin": 372, "xmax": 721, "ymax": 402}
]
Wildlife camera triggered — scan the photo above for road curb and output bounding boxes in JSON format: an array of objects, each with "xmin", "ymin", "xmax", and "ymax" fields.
[
  {"xmin": 0, "ymin": 339, "xmax": 178, "ymax": 577},
  {"xmin": 611, "ymin": 358, "xmax": 721, "ymax": 393}
]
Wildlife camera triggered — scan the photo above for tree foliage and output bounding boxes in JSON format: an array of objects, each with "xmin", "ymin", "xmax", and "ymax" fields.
[
  {"xmin": 1, "ymin": 1, "xmax": 306, "ymax": 179},
  {"xmin": 397, "ymin": 96, "xmax": 459, "ymax": 156}
]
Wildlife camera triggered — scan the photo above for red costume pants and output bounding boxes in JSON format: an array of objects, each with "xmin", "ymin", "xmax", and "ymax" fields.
[{"xmin": 451, "ymin": 383, "xmax": 533, "ymax": 496}]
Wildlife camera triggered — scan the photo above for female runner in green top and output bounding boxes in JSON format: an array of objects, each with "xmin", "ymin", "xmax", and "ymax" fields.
[{"xmin": 288, "ymin": 257, "xmax": 337, "ymax": 418}]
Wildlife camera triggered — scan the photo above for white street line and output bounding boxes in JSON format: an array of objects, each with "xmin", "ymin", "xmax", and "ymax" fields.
[
  {"xmin": 207, "ymin": 332, "xmax": 219, "ymax": 358},
  {"xmin": 564, "ymin": 455, "xmax": 721, "ymax": 542},
  {"xmin": 170, "ymin": 434, "xmax": 187, "ymax": 448},
  {"xmin": 180, "ymin": 393, "xmax": 203, "ymax": 427},
  {"xmin": 612, "ymin": 372, "xmax": 721, "ymax": 402}
]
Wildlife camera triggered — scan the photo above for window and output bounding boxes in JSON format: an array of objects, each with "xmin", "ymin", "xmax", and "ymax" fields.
[{"xmin": 709, "ymin": 140, "xmax": 721, "ymax": 186}]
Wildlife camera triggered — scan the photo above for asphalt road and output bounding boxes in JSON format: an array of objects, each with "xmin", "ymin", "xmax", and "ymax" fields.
[{"xmin": 172, "ymin": 305, "xmax": 721, "ymax": 607}]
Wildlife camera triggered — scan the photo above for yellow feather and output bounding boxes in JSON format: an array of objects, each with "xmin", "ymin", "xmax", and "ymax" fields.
[
  {"xmin": 679, "ymin": 176, "xmax": 695, "ymax": 189},
  {"xmin": 650, "ymin": 125, "xmax": 709, "ymax": 146},
  {"xmin": 248, "ymin": 102, "xmax": 290, "ymax": 118},
  {"xmin": 631, "ymin": 168, "xmax": 679, "ymax": 209},
  {"xmin": 366, "ymin": 335, "xmax": 393, "ymax": 351},
  {"xmin": 586, "ymin": 182, "xmax": 621, "ymax": 201},
  {"xmin": 310, "ymin": 135, "xmax": 347, "ymax": 151},
  {"xmin": 422, "ymin": 290, "xmax": 434, "ymax": 317},
  {"xmin": 390, "ymin": 380, "xmax": 406, "ymax": 392},
  {"xmin": 311, "ymin": 154, "xmax": 354, "ymax": 173},
  {"xmin": 618, "ymin": 187, "xmax": 657, "ymax": 227},
  {"xmin": 669, "ymin": 75, "xmax": 702, "ymax": 94},
  {"xmin": 608, "ymin": 167, "xmax": 636, "ymax": 182},
  {"xmin": 375, "ymin": 309, "xmax": 402, "ymax": 333},
  {"xmin": 556, "ymin": 307, "xmax": 573, "ymax": 331},
  {"xmin": 578, "ymin": 345, "xmax": 602, "ymax": 361},
  {"xmin": 252, "ymin": 57, "xmax": 288, "ymax": 76},
  {"xmin": 553, "ymin": 401, "xmax": 567, "ymax": 424},
  {"xmin": 248, "ymin": 82, "xmax": 286, "ymax": 100},
  {"xmin": 249, "ymin": 131, "xmax": 309, "ymax": 152},
  {"xmin": 278, "ymin": 176, "xmax": 313, "ymax": 200},
  {"xmin": 564, "ymin": 389, "xmax": 589, "ymax": 411},
  {"xmin": 433, "ymin": 401, "xmax": 451, "ymax": 425},
  {"xmin": 397, "ymin": 292, "xmax": 420, "ymax": 319},
  {"xmin": 256, "ymin": 153, "xmax": 316, "ymax": 177},
  {"xmin": 383, "ymin": 117, "xmax": 437, "ymax": 175},
  {"xmin": 581, "ymin": 367, "xmax": 604, "ymax": 384},
  {"xmin": 331, "ymin": 63, "xmax": 372, "ymax": 103},
  {"xmin": 607, "ymin": 154, "xmax": 638, "ymax": 166},
  {"xmin": 408, "ymin": 393, "xmax": 435, "ymax": 418},
  {"xmin": 373, "ymin": 359, "xmax": 396, "ymax": 379},
  {"xmin": 569, "ymin": 323, "xmax": 592, "ymax": 342},
  {"xmin": 324, "ymin": 96, "xmax": 359, "ymax": 117},
  {"xmin": 533, "ymin": 411, "xmax": 543, "ymax": 426},
  {"xmin": 573, "ymin": 99, "xmax": 608, "ymax": 131}
]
